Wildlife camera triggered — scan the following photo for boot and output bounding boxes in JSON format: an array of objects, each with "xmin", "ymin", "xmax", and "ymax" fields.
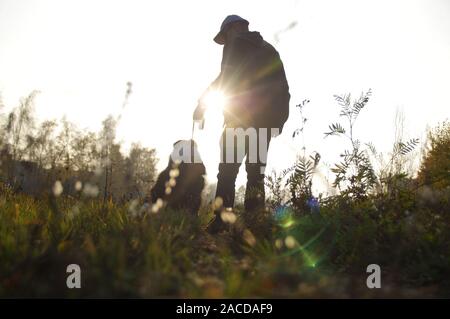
[{"xmin": 206, "ymin": 210, "xmax": 227, "ymax": 234}]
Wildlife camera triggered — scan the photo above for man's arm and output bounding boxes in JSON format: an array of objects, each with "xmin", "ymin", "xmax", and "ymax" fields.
[
  {"xmin": 193, "ymin": 42, "xmax": 239, "ymax": 121},
  {"xmin": 193, "ymin": 74, "xmax": 221, "ymax": 121},
  {"xmin": 193, "ymin": 69, "xmax": 227, "ymax": 120}
]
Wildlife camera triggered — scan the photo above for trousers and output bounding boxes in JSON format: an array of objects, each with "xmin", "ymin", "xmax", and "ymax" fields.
[{"xmin": 215, "ymin": 127, "xmax": 272, "ymax": 211}]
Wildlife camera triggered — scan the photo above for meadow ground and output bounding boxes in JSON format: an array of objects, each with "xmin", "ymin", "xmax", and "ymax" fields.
[{"xmin": 1, "ymin": 184, "xmax": 448, "ymax": 298}]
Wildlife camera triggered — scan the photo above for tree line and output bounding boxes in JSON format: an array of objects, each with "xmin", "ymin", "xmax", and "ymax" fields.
[{"xmin": 0, "ymin": 90, "xmax": 158, "ymax": 203}]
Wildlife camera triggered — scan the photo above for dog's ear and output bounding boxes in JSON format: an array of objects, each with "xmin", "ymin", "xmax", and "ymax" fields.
[{"xmin": 173, "ymin": 140, "xmax": 184, "ymax": 147}]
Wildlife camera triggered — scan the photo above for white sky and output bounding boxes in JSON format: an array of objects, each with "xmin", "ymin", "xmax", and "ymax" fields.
[{"xmin": 1, "ymin": 0, "xmax": 449, "ymax": 191}]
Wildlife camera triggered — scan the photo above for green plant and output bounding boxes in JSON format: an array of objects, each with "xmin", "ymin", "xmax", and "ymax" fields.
[
  {"xmin": 325, "ymin": 89, "xmax": 377, "ymax": 200},
  {"xmin": 284, "ymin": 99, "xmax": 322, "ymax": 212},
  {"xmin": 287, "ymin": 154, "xmax": 321, "ymax": 213}
]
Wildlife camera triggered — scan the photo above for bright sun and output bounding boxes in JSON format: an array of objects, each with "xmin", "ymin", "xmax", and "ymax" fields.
[{"xmin": 202, "ymin": 90, "xmax": 226, "ymax": 110}]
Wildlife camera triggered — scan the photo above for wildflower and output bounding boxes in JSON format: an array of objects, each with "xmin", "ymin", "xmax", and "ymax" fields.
[
  {"xmin": 128, "ymin": 199, "xmax": 139, "ymax": 217},
  {"xmin": 151, "ymin": 198, "xmax": 164, "ymax": 213},
  {"xmin": 82, "ymin": 183, "xmax": 99, "ymax": 197},
  {"xmin": 306, "ymin": 197, "xmax": 320, "ymax": 213},
  {"xmin": 53, "ymin": 181, "xmax": 63, "ymax": 196},
  {"xmin": 275, "ymin": 238, "xmax": 283, "ymax": 249},
  {"xmin": 213, "ymin": 197, "xmax": 223, "ymax": 210},
  {"xmin": 75, "ymin": 181, "xmax": 82, "ymax": 192},
  {"xmin": 220, "ymin": 208, "xmax": 237, "ymax": 224},
  {"xmin": 243, "ymin": 229, "xmax": 256, "ymax": 246},
  {"xmin": 285, "ymin": 236, "xmax": 297, "ymax": 249},
  {"xmin": 169, "ymin": 168, "xmax": 179, "ymax": 178}
]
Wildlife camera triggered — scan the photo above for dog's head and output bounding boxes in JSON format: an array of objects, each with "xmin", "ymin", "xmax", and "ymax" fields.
[{"xmin": 170, "ymin": 139, "xmax": 203, "ymax": 164}]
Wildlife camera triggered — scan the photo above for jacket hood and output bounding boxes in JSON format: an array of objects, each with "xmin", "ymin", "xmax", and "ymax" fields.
[{"xmin": 235, "ymin": 31, "xmax": 264, "ymax": 47}]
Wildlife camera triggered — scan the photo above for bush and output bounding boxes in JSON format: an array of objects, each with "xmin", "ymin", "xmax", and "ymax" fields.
[{"xmin": 418, "ymin": 120, "xmax": 450, "ymax": 189}]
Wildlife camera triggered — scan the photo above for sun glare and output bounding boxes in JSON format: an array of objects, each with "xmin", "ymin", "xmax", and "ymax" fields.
[
  {"xmin": 203, "ymin": 90, "xmax": 226, "ymax": 110},
  {"xmin": 202, "ymin": 89, "xmax": 225, "ymax": 130}
]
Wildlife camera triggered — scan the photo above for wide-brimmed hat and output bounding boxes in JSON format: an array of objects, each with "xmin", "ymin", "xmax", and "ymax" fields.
[{"xmin": 213, "ymin": 15, "xmax": 249, "ymax": 45}]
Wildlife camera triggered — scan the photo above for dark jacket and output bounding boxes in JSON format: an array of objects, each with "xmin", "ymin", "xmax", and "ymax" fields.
[{"xmin": 214, "ymin": 31, "xmax": 290, "ymax": 131}]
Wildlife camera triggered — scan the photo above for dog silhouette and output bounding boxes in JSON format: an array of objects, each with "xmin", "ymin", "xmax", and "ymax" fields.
[{"xmin": 150, "ymin": 140, "xmax": 205, "ymax": 216}]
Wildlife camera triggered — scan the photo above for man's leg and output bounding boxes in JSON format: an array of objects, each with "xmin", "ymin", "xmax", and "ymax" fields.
[
  {"xmin": 244, "ymin": 163, "xmax": 265, "ymax": 211},
  {"xmin": 216, "ymin": 162, "xmax": 240, "ymax": 208},
  {"xmin": 244, "ymin": 128, "xmax": 272, "ymax": 212},
  {"xmin": 214, "ymin": 128, "xmax": 246, "ymax": 208},
  {"xmin": 208, "ymin": 128, "xmax": 243, "ymax": 233}
]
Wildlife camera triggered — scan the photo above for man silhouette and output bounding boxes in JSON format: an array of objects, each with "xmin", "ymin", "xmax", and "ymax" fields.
[{"xmin": 193, "ymin": 15, "xmax": 290, "ymax": 233}]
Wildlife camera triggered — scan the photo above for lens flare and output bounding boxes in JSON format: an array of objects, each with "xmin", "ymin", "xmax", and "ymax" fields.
[{"xmin": 203, "ymin": 90, "xmax": 226, "ymax": 109}]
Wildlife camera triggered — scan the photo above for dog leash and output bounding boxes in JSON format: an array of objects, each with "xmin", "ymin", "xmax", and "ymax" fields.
[{"xmin": 191, "ymin": 119, "xmax": 205, "ymax": 140}]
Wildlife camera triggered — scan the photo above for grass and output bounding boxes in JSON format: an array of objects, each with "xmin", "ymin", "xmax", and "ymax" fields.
[{"xmin": 0, "ymin": 184, "xmax": 449, "ymax": 298}]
